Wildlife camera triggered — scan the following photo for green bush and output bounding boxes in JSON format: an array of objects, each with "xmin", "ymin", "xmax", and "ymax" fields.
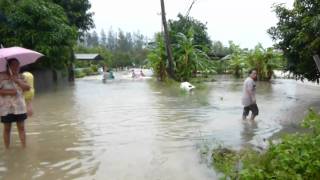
[
  {"xmin": 90, "ymin": 65, "xmax": 98, "ymax": 72},
  {"xmin": 75, "ymin": 61, "xmax": 89, "ymax": 68},
  {"xmin": 212, "ymin": 147, "xmax": 239, "ymax": 178},
  {"xmin": 74, "ymin": 69, "xmax": 86, "ymax": 78},
  {"xmin": 83, "ymin": 68, "xmax": 94, "ymax": 76},
  {"xmin": 212, "ymin": 109, "xmax": 320, "ymax": 179}
]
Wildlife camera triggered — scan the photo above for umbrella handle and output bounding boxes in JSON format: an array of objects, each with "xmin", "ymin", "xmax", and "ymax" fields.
[
  {"xmin": 8, "ymin": 66, "xmax": 13, "ymax": 76},
  {"xmin": 7, "ymin": 66, "xmax": 20, "ymax": 94}
]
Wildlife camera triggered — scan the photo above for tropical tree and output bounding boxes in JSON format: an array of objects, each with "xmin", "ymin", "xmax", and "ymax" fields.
[
  {"xmin": 227, "ymin": 42, "xmax": 284, "ymax": 80},
  {"xmin": 246, "ymin": 44, "xmax": 284, "ymax": 81},
  {"xmin": 173, "ymin": 30, "xmax": 214, "ymax": 81},
  {"xmin": 228, "ymin": 42, "xmax": 246, "ymax": 77},
  {"xmin": 213, "ymin": 59, "xmax": 230, "ymax": 74},
  {"xmin": 212, "ymin": 41, "xmax": 230, "ymax": 57},
  {"xmin": 229, "ymin": 54, "xmax": 246, "ymax": 78},
  {"xmin": 52, "ymin": 0, "xmax": 94, "ymax": 37},
  {"xmin": 48, "ymin": 0, "xmax": 94, "ymax": 81},
  {"xmin": 0, "ymin": 0, "xmax": 77, "ymax": 70},
  {"xmin": 147, "ymin": 33, "xmax": 167, "ymax": 81},
  {"xmin": 0, "ymin": 0, "xmax": 94, "ymax": 81},
  {"xmin": 268, "ymin": 0, "xmax": 320, "ymax": 82},
  {"xmin": 169, "ymin": 14, "xmax": 212, "ymax": 53},
  {"xmin": 264, "ymin": 48, "xmax": 284, "ymax": 80},
  {"xmin": 148, "ymin": 13, "xmax": 215, "ymax": 81}
]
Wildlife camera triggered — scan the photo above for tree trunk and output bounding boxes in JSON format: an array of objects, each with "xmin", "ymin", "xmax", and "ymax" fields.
[
  {"xmin": 160, "ymin": 0, "xmax": 174, "ymax": 79},
  {"xmin": 68, "ymin": 47, "xmax": 75, "ymax": 82},
  {"xmin": 52, "ymin": 69, "xmax": 58, "ymax": 83}
]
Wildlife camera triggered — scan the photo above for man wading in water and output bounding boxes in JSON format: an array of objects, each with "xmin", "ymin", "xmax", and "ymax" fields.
[{"xmin": 242, "ymin": 69, "xmax": 258, "ymax": 121}]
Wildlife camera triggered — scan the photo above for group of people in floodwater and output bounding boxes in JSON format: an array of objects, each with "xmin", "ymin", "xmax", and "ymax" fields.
[
  {"xmin": 99, "ymin": 65, "xmax": 146, "ymax": 83},
  {"xmin": 99, "ymin": 65, "xmax": 115, "ymax": 83},
  {"xmin": 0, "ymin": 59, "xmax": 258, "ymax": 149},
  {"xmin": 131, "ymin": 69, "xmax": 145, "ymax": 78}
]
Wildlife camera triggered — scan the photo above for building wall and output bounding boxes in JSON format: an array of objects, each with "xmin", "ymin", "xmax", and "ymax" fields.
[{"xmin": 30, "ymin": 69, "xmax": 70, "ymax": 93}]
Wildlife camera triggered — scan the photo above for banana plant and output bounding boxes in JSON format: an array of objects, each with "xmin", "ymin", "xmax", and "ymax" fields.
[
  {"xmin": 173, "ymin": 29, "xmax": 215, "ymax": 81},
  {"xmin": 245, "ymin": 44, "xmax": 284, "ymax": 81},
  {"xmin": 229, "ymin": 44, "xmax": 246, "ymax": 77},
  {"xmin": 147, "ymin": 33, "xmax": 168, "ymax": 81}
]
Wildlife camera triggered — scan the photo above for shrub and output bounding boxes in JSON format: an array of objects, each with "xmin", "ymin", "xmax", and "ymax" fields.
[
  {"xmin": 74, "ymin": 69, "xmax": 86, "ymax": 78},
  {"xmin": 90, "ymin": 65, "xmax": 98, "ymax": 72},
  {"xmin": 82, "ymin": 68, "xmax": 94, "ymax": 76}
]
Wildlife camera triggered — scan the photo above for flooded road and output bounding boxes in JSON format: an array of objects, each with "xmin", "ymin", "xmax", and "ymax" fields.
[{"xmin": 0, "ymin": 75, "xmax": 319, "ymax": 180}]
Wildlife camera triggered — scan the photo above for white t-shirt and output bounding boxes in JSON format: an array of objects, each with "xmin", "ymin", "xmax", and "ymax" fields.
[{"xmin": 242, "ymin": 77, "xmax": 256, "ymax": 107}]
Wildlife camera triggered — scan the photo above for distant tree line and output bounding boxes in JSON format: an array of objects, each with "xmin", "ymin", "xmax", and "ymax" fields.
[{"xmin": 76, "ymin": 28, "xmax": 149, "ymax": 69}]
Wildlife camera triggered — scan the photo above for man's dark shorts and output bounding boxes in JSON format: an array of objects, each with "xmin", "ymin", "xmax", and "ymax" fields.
[{"xmin": 243, "ymin": 104, "xmax": 259, "ymax": 117}]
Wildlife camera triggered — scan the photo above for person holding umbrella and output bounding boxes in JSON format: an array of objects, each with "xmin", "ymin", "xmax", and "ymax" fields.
[
  {"xmin": 0, "ymin": 46, "xmax": 43, "ymax": 148},
  {"xmin": 0, "ymin": 58, "xmax": 31, "ymax": 148}
]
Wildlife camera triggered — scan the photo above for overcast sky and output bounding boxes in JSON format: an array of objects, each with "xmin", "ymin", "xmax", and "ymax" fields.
[{"xmin": 89, "ymin": 0, "xmax": 294, "ymax": 49}]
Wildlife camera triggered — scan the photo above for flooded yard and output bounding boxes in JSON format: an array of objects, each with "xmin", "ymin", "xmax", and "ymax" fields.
[{"xmin": 0, "ymin": 75, "xmax": 319, "ymax": 180}]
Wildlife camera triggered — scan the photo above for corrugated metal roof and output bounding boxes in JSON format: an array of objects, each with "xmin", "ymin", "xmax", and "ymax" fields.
[
  {"xmin": 221, "ymin": 54, "xmax": 231, "ymax": 61},
  {"xmin": 74, "ymin": 53, "xmax": 103, "ymax": 60}
]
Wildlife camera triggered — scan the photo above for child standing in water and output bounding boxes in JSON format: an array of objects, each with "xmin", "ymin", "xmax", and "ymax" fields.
[{"xmin": 22, "ymin": 72, "xmax": 34, "ymax": 117}]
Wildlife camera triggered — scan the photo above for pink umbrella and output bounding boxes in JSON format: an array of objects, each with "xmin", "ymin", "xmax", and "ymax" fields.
[{"xmin": 0, "ymin": 46, "xmax": 44, "ymax": 72}]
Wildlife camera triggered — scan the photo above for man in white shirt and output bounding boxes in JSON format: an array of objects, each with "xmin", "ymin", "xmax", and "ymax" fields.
[{"xmin": 242, "ymin": 69, "xmax": 258, "ymax": 120}]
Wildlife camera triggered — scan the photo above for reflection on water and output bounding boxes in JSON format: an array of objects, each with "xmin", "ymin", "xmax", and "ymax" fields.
[{"xmin": 0, "ymin": 75, "xmax": 319, "ymax": 179}]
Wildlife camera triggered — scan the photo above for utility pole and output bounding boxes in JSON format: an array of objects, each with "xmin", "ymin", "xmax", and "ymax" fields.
[
  {"xmin": 160, "ymin": 0, "xmax": 174, "ymax": 79},
  {"xmin": 186, "ymin": 0, "xmax": 197, "ymax": 17}
]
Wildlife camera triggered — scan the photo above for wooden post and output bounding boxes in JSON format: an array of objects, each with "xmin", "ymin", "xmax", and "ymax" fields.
[
  {"xmin": 68, "ymin": 47, "xmax": 75, "ymax": 82},
  {"xmin": 313, "ymin": 54, "xmax": 320, "ymax": 72}
]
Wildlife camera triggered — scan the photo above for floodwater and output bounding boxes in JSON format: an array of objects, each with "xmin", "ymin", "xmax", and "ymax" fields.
[{"xmin": 0, "ymin": 74, "xmax": 319, "ymax": 180}]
